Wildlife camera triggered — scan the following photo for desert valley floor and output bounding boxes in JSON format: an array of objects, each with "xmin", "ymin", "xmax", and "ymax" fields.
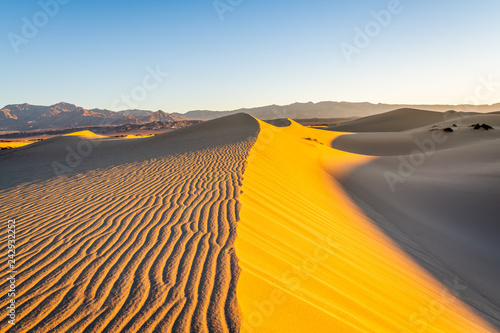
[{"xmin": 1, "ymin": 111, "xmax": 499, "ymax": 332}]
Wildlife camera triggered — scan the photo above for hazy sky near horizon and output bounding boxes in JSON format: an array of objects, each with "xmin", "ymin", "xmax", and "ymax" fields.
[{"xmin": 1, "ymin": 0, "xmax": 499, "ymax": 112}]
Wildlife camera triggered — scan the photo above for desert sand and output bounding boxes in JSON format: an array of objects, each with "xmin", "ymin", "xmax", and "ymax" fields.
[
  {"xmin": 330, "ymin": 110, "xmax": 500, "ymax": 326},
  {"xmin": 0, "ymin": 115, "xmax": 258, "ymax": 332},
  {"xmin": 327, "ymin": 108, "xmax": 486, "ymax": 133},
  {"xmin": 237, "ymin": 118, "xmax": 497, "ymax": 332},
  {"xmin": 0, "ymin": 141, "xmax": 36, "ymax": 150},
  {"xmin": 0, "ymin": 111, "xmax": 498, "ymax": 332}
]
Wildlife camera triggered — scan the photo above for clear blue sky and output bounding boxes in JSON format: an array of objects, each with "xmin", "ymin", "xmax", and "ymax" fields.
[{"xmin": 1, "ymin": 0, "xmax": 499, "ymax": 112}]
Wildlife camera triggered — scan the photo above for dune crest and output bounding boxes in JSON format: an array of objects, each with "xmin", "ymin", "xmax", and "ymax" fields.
[{"xmin": 63, "ymin": 130, "xmax": 104, "ymax": 138}]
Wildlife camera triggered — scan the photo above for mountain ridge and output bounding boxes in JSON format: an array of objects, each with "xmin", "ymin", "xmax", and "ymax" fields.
[
  {"xmin": 2, "ymin": 101, "xmax": 499, "ymax": 131},
  {"xmin": 0, "ymin": 102, "xmax": 184, "ymax": 130}
]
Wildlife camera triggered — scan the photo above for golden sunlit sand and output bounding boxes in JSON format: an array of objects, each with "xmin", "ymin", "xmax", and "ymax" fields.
[
  {"xmin": 0, "ymin": 141, "xmax": 35, "ymax": 150},
  {"xmin": 0, "ymin": 113, "xmax": 498, "ymax": 332},
  {"xmin": 63, "ymin": 130, "xmax": 105, "ymax": 138}
]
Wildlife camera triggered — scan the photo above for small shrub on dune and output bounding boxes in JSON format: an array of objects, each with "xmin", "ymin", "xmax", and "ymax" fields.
[
  {"xmin": 304, "ymin": 137, "xmax": 324, "ymax": 145},
  {"xmin": 471, "ymin": 123, "xmax": 494, "ymax": 130}
]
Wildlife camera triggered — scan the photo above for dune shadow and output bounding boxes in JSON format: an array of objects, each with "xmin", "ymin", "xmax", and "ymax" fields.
[
  {"xmin": 0, "ymin": 114, "xmax": 260, "ymax": 191},
  {"xmin": 333, "ymin": 155, "xmax": 500, "ymax": 330}
]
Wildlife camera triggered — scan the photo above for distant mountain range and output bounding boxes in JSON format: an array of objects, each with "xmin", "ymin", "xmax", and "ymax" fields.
[
  {"xmin": 179, "ymin": 101, "xmax": 500, "ymax": 120},
  {"xmin": 0, "ymin": 103, "xmax": 185, "ymax": 131},
  {"xmin": 1, "ymin": 101, "xmax": 499, "ymax": 131}
]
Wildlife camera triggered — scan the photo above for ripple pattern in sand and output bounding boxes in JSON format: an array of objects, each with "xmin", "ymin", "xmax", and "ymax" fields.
[{"xmin": 0, "ymin": 137, "xmax": 256, "ymax": 333}]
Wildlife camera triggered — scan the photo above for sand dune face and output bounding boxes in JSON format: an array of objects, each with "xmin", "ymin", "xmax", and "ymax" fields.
[
  {"xmin": 63, "ymin": 130, "xmax": 104, "ymax": 137},
  {"xmin": 237, "ymin": 119, "xmax": 495, "ymax": 332},
  {"xmin": 335, "ymin": 135, "xmax": 500, "ymax": 313},
  {"xmin": 0, "ymin": 141, "xmax": 34, "ymax": 150},
  {"xmin": 331, "ymin": 113, "xmax": 500, "ymax": 156},
  {"xmin": 328, "ymin": 111, "xmax": 500, "ymax": 327},
  {"xmin": 328, "ymin": 108, "xmax": 454, "ymax": 132},
  {"xmin": 0, "ymin": 114, "xmax": 258, "ymax": 332}
]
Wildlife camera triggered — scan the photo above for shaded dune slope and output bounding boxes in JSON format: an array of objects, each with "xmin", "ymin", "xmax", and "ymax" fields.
[
  {"xmin": 327, "ymin": 108, "xmax": 452, "ymax": 132},
  {"xmin": 336, "ymin": 139, "xmax": 500, "ymax": 314},
  {"xmin": 325, "ymin": 111, "xmax": 500, "ymax": 327},
  {"xmin": 331, "ymin": 113, "xmax": 500, "ymax": 156},
  {"xmin": 0, "ymin": 114, "xmax": 259, "ymax": 332},
  {"xmin": 325, "ymin": 108, "xmax": 500, "ymax": 133},
  {"xmin": 0, "ymin": 114, "xmax": 257, "ymax": 190},
  {"xmin": 327, "ymin": 111, "xmax": 500, "ymax": 315}
]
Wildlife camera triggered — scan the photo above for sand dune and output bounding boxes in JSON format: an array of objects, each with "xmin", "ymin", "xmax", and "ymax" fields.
[
  {"xmin": 328, "ymin": 110, "xmax": 500, "ymax": 327},
  {"xmin": 236, "ymin": 119, "xmax": 496, "ymax": 332},
  {"xmin": 63, "ymin": 130, "xmax": 104, "ymax": 138},
  {"xmin": 335, "ymin": 135, "xmax": 500, "ymax": 315},
  {"xmin": 328, "ymin": 108, "xmax": 476, "ymax": 132},
  {"xmin": 1, "ymin": 112, "xmax": 498, "ymax": 332},
  {"xmin": 0, "ymin": 114, "xmax": 258, "ymax": 332},
  {"xmin": 0, "ymin": 141, "xmax": 34, "ymax": 150},
  {"xmin": 331, "ymin": 113, "xmax": 500, "ymax": 156}
]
